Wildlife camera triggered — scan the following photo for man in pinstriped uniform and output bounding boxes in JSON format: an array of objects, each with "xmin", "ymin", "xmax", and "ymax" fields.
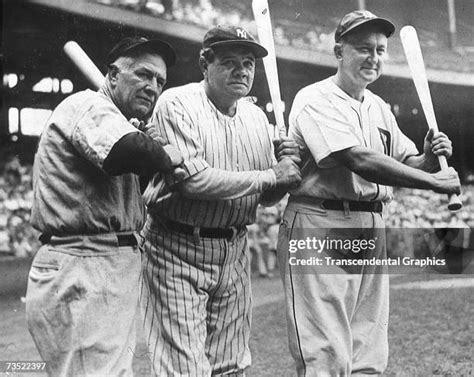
[{"xmin": 140, "ymin": 25, "xmax": 302, "ymax": 376}]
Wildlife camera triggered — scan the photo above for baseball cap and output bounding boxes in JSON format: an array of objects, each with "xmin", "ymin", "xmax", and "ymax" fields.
[
  {"xmin": 106, "ymin": 37, "xmax": 177, "ymax": 67},
  {"xmin": 335, "ymin": 10, "xmax": 395, "ymax": 42},
  {"xmin": 203, "ymin": 25, "xmax": 268, "ymax": 59}
]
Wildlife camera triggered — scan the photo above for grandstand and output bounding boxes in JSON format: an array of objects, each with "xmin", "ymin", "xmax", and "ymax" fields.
[
  {"xmin": 3, "ymin": 0, "xmax": 474, "ymax": 166},
  {"xmin": 88, "ymin": 0, "xmax": 474, "ymax": 74},
  {"xmin": 1, "ymin": 0, "xmax": 474, "ymax": 258},
  {"xmin": 1, "ymin": 4, "xmax": 473, "ymax": 376}
]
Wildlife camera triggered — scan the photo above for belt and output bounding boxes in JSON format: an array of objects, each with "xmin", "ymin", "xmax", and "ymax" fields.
[
  {"xmin": 117, "ymin": 234, "xmax": 137, "ymax": 247},
  {"xmin": 39, "ymin": 233, "xmax": 137, "ymax": 247},
  {"xmin": 163, "ymin": 219, "xmax": 243, "ymax": 240},
  {"xmin": 321, "ymin": 199, "xmax": 383, "ymax": 213}
]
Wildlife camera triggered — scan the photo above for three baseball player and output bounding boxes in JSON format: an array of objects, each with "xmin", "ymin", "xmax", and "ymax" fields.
[{"xmin": 26, "ymin": 11, "xmax": 462, "ymax": 377}]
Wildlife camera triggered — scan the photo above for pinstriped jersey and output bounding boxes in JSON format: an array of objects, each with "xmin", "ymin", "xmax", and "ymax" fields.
[
  {"xmin": 145, "ymin": 82, "xmax": 276, "ymax": 228},
  {"xmin": 289, "ymin": 76, "xmax": 419, "ymax": 202}
]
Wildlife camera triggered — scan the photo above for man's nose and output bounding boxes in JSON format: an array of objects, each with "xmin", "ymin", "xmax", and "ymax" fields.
[
  {"xmin": 367, "ymin": 50, "xmax": 378, "ymax": 63},
  {"xmin": 233, "ymin": 62, "xmax": 248, "ymax": 76},
  {"xmin": 145, "ymin": 79, "xmax": 159, "ymax": 95}
]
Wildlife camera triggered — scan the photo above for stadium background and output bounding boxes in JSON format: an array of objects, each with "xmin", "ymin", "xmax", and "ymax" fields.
[{"xmin": 1, "ymin": 0, "xmax": 473, "ymax": 375}]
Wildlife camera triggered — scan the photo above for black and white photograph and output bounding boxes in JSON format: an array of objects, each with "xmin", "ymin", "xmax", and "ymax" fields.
[{"xmin": 1, "ymin": 0, "xmax": 473, "ymax": 376}]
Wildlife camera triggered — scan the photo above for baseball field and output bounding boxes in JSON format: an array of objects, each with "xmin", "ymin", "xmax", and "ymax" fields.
[
  {"xmin": 1, "ymin": 261, "xmax": 472, "ymax": 376},
  {"xmin": 248, "ymin": 274, "xmax": 473, "ymax": 377}
]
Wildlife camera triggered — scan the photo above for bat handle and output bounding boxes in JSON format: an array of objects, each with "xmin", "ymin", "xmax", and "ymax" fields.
[
  {"xmin": 273, "ymin": 125, "xmax": 282, "ymax": 142},
  {"xmin": 272, "ymin": 122, "xmax": 284, "ymax": 158},
  {"xmin": 437, "ymin": 155, "xmax": 462, "ymax": 211},
  {"xmin": 274, "ymin": 111, "xmax": 286, "ymax": 141}
]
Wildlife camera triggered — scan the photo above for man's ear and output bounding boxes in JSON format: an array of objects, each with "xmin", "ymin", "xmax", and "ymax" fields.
[
  {"xmin": 198, "ymin": 56, "xmax": 209, "ymax": 77},
  {"xmin": 334, "ymin": 43, "xmax": 343, "ymax": 60},
  {"xmin": 108, "ymin": 64, "xmax": 120, "ymax": 83}
]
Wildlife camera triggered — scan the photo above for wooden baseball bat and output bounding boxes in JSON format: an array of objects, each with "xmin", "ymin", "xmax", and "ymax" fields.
[
  {"xmin": 64, "ymin": 41, "xmax": 105, "ymax": 90},
  {"xmin": 252, "ymin": 0, "xmax": 285, "ymax": 140},
  {"xmin": 400, "ymin": 25, "xmax": 462, "ymax": 211}
]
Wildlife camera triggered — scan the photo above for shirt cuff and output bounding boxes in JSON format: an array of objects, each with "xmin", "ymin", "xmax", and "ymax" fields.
[{"xmin": 262, "ymin": 169, "xmax": 277, "ymax": 190}]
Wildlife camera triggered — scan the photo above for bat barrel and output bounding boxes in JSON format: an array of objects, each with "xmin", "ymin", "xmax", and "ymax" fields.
[
  {"xmin": 400, "ymin": 26, "xmax": 462, "ymax": 211},
  {"xmin": 252, "ymin": 0, "xmax": 286, "ymax": 140},
  {"xmin": 64, "ymin": 41, "xmax": 105, "ymax": 89}
]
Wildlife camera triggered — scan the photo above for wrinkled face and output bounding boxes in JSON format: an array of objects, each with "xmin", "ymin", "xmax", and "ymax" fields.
[
  {"xmin": 110, "ymin": 53, "xmax": 167, "ymax": 120},
  {"xmin": 337, "ymin": 27, "xmax": 388, "ymax": 86},
  {"xmin": 204, "ymin": 46, "xmax": 256, "ymax": 101}
]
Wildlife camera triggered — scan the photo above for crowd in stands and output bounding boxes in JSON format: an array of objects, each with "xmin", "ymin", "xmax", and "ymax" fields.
[
  {"xmin": 0, "ymin": 156, "xmax": 39, "ymax": 258},
  {"xmin": 384, "ymin": 187, "xmax": 473, "ymax": 263},
  {"xmin": 93, "ymin": 0, "xmax": 474, "ymax": 73},
  {"xmin": 1, "ymin": 157, "xmax": 472, "ymax": 277},
  {"xmin": 386, "ymin": 187, "xmax": 473, "ymax": 228}
]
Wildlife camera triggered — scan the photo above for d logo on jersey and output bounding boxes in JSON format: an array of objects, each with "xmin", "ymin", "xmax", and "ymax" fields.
[{"xmin": 377, "ymin": 128, "xmax": 392, "ymax": 156}]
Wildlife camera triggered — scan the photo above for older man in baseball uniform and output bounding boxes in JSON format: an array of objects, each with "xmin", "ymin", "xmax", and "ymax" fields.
[
  {"xmin": 140, "ymin": 25, "xmax": 301, "ymax": 376},
  {"xmin": 26, "ymin": 37, "xmax": 183, "ymax": 376},
  {"xmin": 277, "ymin": 11, "xmax": 461, "ymax": 376}
]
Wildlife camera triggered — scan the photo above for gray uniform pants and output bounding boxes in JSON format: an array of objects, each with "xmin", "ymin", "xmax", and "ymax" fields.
[
  {"xmin": 26, "ymin": 233, "xmax": 141, "ymax": 377},
  {"xmin": 277, "ymin": 197, "xmax": 389, "ymax": 376}
]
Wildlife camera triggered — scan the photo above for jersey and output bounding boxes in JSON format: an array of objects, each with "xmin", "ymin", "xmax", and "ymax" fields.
[
  {"xmin": 144, "ymin": 81, "xmax": 276, "ymax": 227},
  {"xmin": 288, "ymin": 76, "xmax": 419, "ymax": 202},
  {"xmin": 279, "ymin": 76, "xmax": 418, "ymax": 375},
  {"xmin": 31, "ymin": 89, "xmax": 144, "ymax": 235}
]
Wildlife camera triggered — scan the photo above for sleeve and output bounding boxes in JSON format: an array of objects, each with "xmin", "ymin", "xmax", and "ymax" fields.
[
  {"xmin": 154, "ymin": 96, "xmax": 277, "ymax": 198},
  {"xmin": 154, "ymin": 97, "xmax": 209, "ymax": 182},
  {"xmin": 102, "ymin": 131, "xmax": 173, "ymax": 176},
  {"xmin": 71, "ymin": 98, "xmax": 137, "ymax": 169},
  {"xmin": 293, "ymin": 101, "xmax": 360, "ymax": 168},
  {"xmin": 177, "ymin": 167, "xmax": 276, "ymax": 200},
  {"xmin": 388, "ymin": 111, "xmax": 420, "ymax": 162}
]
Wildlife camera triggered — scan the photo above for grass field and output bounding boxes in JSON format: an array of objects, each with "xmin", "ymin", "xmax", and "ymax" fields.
[
  {"xmin": 248, "ymin": 275, "xmax": 473, "ymax": 377},
  {"xmin": 0, "ymin": 272, "xmax": 472, "ymax": 376}
]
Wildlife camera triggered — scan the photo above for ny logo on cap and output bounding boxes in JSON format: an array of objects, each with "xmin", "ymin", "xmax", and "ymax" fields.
[{"xmin": 236, "ymin": 28, "xmax": 248, "ymax": 39}]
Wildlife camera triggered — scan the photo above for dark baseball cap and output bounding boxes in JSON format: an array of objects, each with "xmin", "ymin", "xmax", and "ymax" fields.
[
  {"xmin": 106, "ymin": 37, "xmax": 177, "ymax": 67},
  {"xmin": 203, "ymin": 25, "xmax": 268, "ymax": 59},
  {"xmin": 335, "ymin": 10, "xmax": 395, "ymax": 42}
]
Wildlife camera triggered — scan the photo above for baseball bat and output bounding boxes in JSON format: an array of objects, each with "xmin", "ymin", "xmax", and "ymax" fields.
[
  {"xmin": 252, "ymin": 0, "xmax": 285, "ymax": 140},
  {"xmin": 400, "ymin": 25, "xmax": 462, "ymax": 211},
  {"xmin": 64, "ymin": 41, "xmax": 105, "ymax": 90}
]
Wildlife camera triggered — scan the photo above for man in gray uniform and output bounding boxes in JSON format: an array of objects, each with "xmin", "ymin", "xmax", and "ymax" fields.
[{"xmin": 26, "ymin": 37, "xmax": 183, "ymax": 376}]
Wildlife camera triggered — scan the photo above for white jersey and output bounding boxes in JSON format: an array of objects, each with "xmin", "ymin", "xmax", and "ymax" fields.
[{"xmin": 289, "ymin": 76, "xmax": 419, "ymax": 202}]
